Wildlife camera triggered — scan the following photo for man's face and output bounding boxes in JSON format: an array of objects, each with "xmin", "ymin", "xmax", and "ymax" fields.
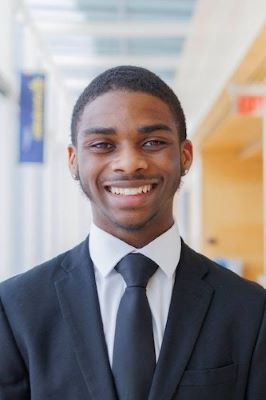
[{"xmin": 68, "ymin": 90, "xmax": 192, "ymax": 245}]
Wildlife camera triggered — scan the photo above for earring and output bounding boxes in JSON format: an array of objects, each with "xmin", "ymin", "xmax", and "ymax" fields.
[
  {"xmin": 72, "ymin": 173, "xmax": 78, "ymax": 180},
  {"xmin": 182, "ymin": 169, "xmax": 189, "ymax": 176}
]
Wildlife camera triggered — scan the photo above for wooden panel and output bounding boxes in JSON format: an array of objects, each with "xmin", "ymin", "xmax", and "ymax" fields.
[
  {"xmin": 201, "ymin": 115, "xmax": 262, "ymax": 152},
  {"xmin": 202, "ymin": 150, "xmax": 263, "ymax": 281}
]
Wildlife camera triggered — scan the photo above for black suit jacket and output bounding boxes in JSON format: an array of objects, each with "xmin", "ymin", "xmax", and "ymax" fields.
[{"xmin": 0, "ymin": 239, "xmax": 266, "ymax": 400}]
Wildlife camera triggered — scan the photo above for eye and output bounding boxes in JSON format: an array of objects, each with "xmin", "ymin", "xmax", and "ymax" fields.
[
  {"xmin": 143, "ymin": 139, "xmax": 167, "ymax": 148},
  {"xmin": 89, "ymin": 142, "xmax": 115, "ymax": 152}
]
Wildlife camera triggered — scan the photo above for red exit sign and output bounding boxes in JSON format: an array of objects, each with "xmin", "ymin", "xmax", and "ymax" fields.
[{"xmin": 237, "ymin": 95, "xmax": 266, "ymax": 115}]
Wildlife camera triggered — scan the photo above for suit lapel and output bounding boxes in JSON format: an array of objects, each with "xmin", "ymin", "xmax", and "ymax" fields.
[
  {"xmin": 54, "ymin": 239, "xmax": 117, "ymax": 400},
  {"xmin": 149, "ymin": 242, "xmax": 214, "ymax": 400}
]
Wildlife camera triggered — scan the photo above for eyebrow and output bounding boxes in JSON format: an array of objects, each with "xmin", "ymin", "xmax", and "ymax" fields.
[
  {"xmin": 81, "ymin": 123, "xmax": 173, "ymax": 136},
  {"xmin": 81, "ymin": 127, "xmax": 116, "ymax": 135},
  {"xmin": 138, "ymin": 123, "xmax": 172, "ymax": 134}
]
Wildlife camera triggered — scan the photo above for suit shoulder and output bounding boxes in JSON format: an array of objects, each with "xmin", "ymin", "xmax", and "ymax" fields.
[
  {"xmin": 184, "ymin": 243, "xmax": 266, "ymax": 298},
  {"xmin": 206, "ymin": 255, "xmax": 265, "ymax": 299},
  {"xmin": 0, "ymin": 252, "xmax": 65, "ymax": 296},
  {"xmin": 0, "ymin": 240, "xmax": 86, "ymax": 299}
]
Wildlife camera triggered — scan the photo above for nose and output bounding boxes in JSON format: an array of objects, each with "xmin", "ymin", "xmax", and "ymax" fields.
[{"xmin": 111, "ymin": 145, "xmax": 148, "ymax": 174}]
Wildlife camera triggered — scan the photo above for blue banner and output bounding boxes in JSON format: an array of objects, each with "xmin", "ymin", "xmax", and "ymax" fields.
[{"xmin": 19, "ymin": 73, "xmax": 45, "ymax": 163}]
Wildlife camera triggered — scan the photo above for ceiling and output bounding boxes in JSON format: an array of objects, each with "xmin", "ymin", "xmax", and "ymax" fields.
[{"xmin": 21, "ymin": 0, "xmax": 199, "ymax": 97}]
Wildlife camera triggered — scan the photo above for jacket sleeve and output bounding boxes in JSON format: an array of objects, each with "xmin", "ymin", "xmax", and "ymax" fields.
[
  {"xmin": 0, "ymin": 299, "xmax": 30, "ymax": 400},
  {"xmin": 245, "ymin": 301, "xmax": 266, "ymax": 399}
]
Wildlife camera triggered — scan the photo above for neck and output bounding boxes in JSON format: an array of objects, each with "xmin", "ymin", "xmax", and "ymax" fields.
[{"xmin": 93, "ymin": 220, "xmax": 175, "ymax": 248}]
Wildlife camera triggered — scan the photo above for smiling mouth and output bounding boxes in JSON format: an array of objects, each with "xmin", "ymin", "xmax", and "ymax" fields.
[{"xmin": 106, "ymin": 184, "xmax": 155, "ymax": 195}]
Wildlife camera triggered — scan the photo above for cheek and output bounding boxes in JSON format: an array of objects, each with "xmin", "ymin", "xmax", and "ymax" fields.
[
  {"xmin": 163, "ymin": 156, "xmax": 181, "ymax": 175},
  {"xmin": 78, "ymin": 160, "xmax": 107, "ymax": 191},
  {"xmin": 160, "ymin": 147, "xmax": 181, "ymax": 166}
]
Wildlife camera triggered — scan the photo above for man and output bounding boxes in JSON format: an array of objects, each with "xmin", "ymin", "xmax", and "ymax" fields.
[{"xmin": 0, "ymin": 66, "xmax": 265, "ymax": 400}]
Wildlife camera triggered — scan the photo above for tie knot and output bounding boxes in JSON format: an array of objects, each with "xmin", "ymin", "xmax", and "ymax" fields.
[{"xmin": 115, "ymin": 253, "xmax": 158, "ymax": 288}]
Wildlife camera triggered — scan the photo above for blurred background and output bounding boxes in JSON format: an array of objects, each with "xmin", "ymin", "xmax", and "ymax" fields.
[{"xmin": 0, "ymin": 0, "xmax": 266, "ymax": 283}]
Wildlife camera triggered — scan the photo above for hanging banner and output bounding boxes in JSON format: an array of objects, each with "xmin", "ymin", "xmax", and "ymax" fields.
[{"xmin": 19, "ymin": 72, "xmax": 45, "ymax": 163}]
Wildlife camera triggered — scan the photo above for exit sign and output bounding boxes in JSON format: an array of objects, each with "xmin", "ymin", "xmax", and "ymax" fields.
[{"xmin": 237, "ymin": 95, "xmax": 266, "ymax": 115}]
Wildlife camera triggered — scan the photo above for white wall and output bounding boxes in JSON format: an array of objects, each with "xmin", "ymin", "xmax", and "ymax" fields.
[
  {"xmin": 0, "ymin": 2, "xmax": 91, "ymax": 280},
  {"xmin": 0, "ymin": 0, "xmax": 18, "ymax": 280},
  {"xmin": 13, "ymin": 21, "xmax": 91, "ymax": 276}
]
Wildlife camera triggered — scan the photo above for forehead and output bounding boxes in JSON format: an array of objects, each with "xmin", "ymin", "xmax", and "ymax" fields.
[{"xmin": 77, "ymin": 90, "xmax": 175, "ymax": 129}]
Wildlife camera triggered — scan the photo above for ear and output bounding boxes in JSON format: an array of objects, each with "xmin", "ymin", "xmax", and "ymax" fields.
[
  {"xmin": 180, "ymin": 139, "xmax": 193, "ymax": 175},
  {"xmin": 67, "ymin": 145, "xmax": 79, "ymax": 180}
]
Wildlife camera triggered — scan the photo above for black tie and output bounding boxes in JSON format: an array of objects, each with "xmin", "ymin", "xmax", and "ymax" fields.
[{"xmin": 112, "ymin": 253, "xmax": 158, "ymax": 400}]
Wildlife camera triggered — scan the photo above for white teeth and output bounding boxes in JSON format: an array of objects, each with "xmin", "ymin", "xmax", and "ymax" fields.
[
  {"xmin": 109, "ymin": 184, "xmax": 152, "ymax": 195},
  {"xmin": 143, "ymin": 185, "xmax": 148, "ymax": 193}
]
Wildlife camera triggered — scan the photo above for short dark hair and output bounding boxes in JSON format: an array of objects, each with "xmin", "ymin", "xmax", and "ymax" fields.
[{"xmin": 70, "ymin": 65, "xmax": 187, "ymax": 145}]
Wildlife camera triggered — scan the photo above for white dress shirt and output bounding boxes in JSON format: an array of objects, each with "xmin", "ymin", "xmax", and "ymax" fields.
[{"xmin": 89, "ymin": 222, "xmax": 181, "ymax": 365}]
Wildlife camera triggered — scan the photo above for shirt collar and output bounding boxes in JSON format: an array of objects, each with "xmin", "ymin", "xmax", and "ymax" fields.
[{"xmin": 89, "ymin": 222, "xmax": 181, "ymax": 279}]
